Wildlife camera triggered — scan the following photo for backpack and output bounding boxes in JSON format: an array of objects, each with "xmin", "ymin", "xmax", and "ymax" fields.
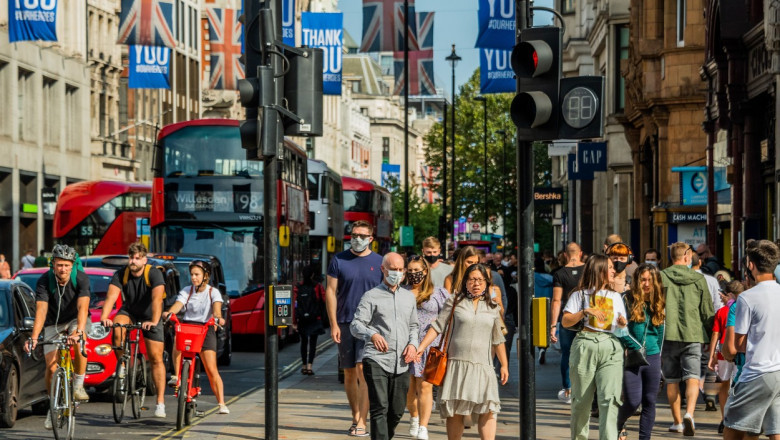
[
  {"xmin": 122, "ymin": 264, "xmax": 168, "ymax": 299},
  {"xmin": 47, "ymin": 253, "xmax": 85, "ymax": 294},
  {"xmin": 296, "ymin": 284, "xmax": 320, "ymax": 322}
]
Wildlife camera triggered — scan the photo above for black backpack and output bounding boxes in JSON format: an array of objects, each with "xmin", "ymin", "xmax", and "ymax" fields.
[{"xmin": 296, "ymin": 284, "xmax": 320, "ymax": 322}]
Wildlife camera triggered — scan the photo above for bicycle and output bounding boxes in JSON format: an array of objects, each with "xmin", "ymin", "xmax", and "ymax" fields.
[
  {"xmin": 110, "ymin": 322, "xmax": 148, "ymax": 423},
  {"xmin": 39, "ymin": 333, "xmax": 86, "ymax": 440},
  {"xmin": 166, "ymin": 314, "xmax": 215, "ymax": 431}
]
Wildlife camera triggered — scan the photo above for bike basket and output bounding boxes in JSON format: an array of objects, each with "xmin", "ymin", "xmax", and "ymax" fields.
[{"xmin": 175, "ymin": 322, "xmax": 209, "ymax": 353}]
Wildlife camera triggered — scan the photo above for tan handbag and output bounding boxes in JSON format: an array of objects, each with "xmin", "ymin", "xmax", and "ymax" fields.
[{"xmin": 423, "ymin": 299, "xmax": 458, "ymax": 386}]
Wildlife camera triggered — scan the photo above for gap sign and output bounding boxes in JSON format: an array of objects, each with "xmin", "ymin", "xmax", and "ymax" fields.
[{"xmin": 568, "ymin": 142, "xmax": 607, "ymax": 180}]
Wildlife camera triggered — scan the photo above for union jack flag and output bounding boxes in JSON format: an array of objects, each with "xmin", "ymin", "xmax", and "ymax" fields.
[
  {"xmin": 393, "ymin": 12, "xmax": 434, "ymax": 95},
  {"xmin": 206, "ymin": 7, "xmax": 244, "ymax": 90},
  {"xmin": 419, "ymin": 163, "xmax": 439, "ymax": 203},
  {"xmin": 117, "ymin": 0, "xmax": 175, "ymax": 48},
  {"xmin": 360, "ymin": 0, "xmax": 418, "ymax": 53}
]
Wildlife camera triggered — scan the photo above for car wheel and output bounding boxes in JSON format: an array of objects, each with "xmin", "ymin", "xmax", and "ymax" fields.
[
  {"xmin": 0, "ymin": 365, "xmax": 19, "ymax": 428},
  {"xmin": 217, "ymin": 329, "xmax": 232, "ymax": 366}
]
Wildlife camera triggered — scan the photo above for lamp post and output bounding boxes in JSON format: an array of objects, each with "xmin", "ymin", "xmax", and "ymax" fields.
[
  {"xmin": 474, "ymin": 96, "xmax": 488, "ymax": 235},
  {"xmin": 441, "ymin": 100, "xmax": 448, "ymax": 255},
  {"xmin": 496, "ymin": 129, "xmax": 507, "ymax": 241},
  {"xmin": 445, "ymin": 45, "xmax": 461, "ymax": 243}
]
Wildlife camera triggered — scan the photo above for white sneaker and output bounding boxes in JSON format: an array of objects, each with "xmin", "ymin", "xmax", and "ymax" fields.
[
  {"xmin": 44, "ymin": 411, "xmax": 52, "ymax": 430},
  {"xmin": 669, "ymin": 423, "xmax": 684, "ymax": 433},
  {"xmin": 409, "ymin": 416, "xmax": 419, "ymax": 437},
  {"xmin": 218, "ymin": 404, "xmax": 230, "ymax": 414},
  {"xmin": 154, "ymin": 403, "xmax": 166, "ymax": 418},
  {"xmin": 73, "ymin": 386, "xmax": 90, "ymax": 402},
  {"xmin": 417, "ymin": 426, "xmax": 429, "ymax": 440},
  {"xmin": 683, "ymin": 413, "xmax": 695, "ymax": 436},
  {"xmin": 557, "ymin": 388, "xmax": 572, "ymax": 404}
]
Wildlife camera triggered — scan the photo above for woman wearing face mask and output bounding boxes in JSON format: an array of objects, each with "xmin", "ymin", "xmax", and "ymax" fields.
[
  {"xmin": 404, "ymin": 256, "xmax": 449, "ymax": 440},
  {"xmin": 606, "ymin": 242, "xmax": 634, "ymax": 294},
  {"xmin": 163, "ymin": 260, "xmax": 229, "ymax": 414},
  {"xmin": 417, "ymin": 263, "xmax": 508, "ymax": 440}
]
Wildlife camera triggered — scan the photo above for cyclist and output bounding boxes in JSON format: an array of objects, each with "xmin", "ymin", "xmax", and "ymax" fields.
[
  {"xmin": 25, "ymin": 244, "xmax": 90, "ymax": 429},
  {"xmin": 163, "ymin": 260, "xmax": 229, "ymax": 414},
  {"xmin": 100, "ymin": 242, "xmax": 167, "ymax": 418}
]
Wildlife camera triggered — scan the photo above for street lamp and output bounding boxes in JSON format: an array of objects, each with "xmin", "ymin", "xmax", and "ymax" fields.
[
  {"xmin": 445, "ymin": 44, "xmax": 461, "ymax": 243},
  {"xmin": 474, "ymin": 96, "xmax": 488, "ymax": 236},
  {"xmin": 496, "ymin": 129, "xmax": 508, "ymax": 241},
  {"xmin": 441, "ymin": 100, "xmax": 448, "ymax": 255}
]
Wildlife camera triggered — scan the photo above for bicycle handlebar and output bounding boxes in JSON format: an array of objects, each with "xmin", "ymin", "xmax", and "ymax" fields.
[{"xmin": 36, "ymin": 333, "xmax": 87, "ymax": 357}]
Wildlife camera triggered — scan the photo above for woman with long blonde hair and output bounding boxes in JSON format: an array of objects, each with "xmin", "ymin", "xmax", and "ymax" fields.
[{"xmin": 616, "ymin": 263, "xmax": 665, "ymax": 440}]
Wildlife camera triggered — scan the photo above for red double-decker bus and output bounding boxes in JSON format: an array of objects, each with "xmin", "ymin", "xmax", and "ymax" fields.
[
  {"xmin": 342, "ymin": 177, "xmax": 392, "ymax": 254},
  {"xmin": 150, "ymin": 119, "xmax": 308, "ymax": 337},
  {"xmin": 54, "ymin": 181, "xmax": 151, "ymax": 256}
]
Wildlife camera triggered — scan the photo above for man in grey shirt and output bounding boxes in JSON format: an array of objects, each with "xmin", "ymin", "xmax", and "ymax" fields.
[{"xmin": 351, "ymin": 252, "xmax": 419, "ymax": 440}]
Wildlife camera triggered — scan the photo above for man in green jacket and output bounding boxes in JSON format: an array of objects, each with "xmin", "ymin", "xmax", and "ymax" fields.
[{"xmin": 661, "ymin": 242, "xmax": 716, "ymax": 437}]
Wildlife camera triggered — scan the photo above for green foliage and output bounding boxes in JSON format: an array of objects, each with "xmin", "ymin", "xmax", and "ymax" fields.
[{"xmin": 387, "ymin": 177, "xmax": 441, "ymax": 253}]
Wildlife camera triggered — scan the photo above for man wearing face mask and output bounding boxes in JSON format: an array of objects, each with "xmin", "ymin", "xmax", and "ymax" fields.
[
  {"xmin": 421, "ymin": 237, "xmax": 452, "ymax": 289},
  {"xmin": 660, "ymin": 242, "xmax": 715, "ymax": 436},
  {"xmin": 326, "ymin": 220, "xmax": 385, "ymax": 437},
  {"xmin": 351, "ymin": 252, "xmax": 419, "ymax": 440},
  {"xmin": 643, "ymin": 248, "xmax": 661, "ymax": 268}
]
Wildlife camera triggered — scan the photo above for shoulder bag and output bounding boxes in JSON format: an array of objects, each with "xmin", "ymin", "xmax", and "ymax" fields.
[
  {"xmin": 624, "ymin": 304, "xmax": 650, "ymax": 368},
  {"xmin": 568, "ymin": 290, "xmax": 590, "ymax": 332},
  {"xmin": 423, "ymin": 298, "xmax": 459, "ymax": 386}
]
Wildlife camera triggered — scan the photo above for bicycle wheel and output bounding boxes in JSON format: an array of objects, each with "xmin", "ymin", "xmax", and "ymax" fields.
[
  {"xmin": 51, "ymin": 369, "xmax": 74, "ymax": 440},
  {"xmin": 112, "ymin": 358, "xmax": 129, "ymax": 423},
  {"xmin": 176, "ymin": 360, "xmax": 190, "ymax": 431},
  {"xmin": 131, "ymin": 355, "xmax": 147, "ymax": 419}
]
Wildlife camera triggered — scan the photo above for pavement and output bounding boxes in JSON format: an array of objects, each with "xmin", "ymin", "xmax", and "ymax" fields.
[{"xmin": 175, "ymin": 338, "xmax": 727, "ymax": 439}]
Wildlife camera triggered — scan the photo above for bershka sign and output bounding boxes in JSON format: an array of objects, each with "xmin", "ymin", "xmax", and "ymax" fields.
[{"xmin": 534, "ymin": 187, "xmax": 563, "ymax": 205}]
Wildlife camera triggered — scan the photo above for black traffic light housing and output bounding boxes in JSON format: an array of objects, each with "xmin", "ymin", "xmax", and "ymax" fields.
[
  {"xmin": 511, "ymin": 27, "xmax": 562, "ymax": 141},
  {"xmin": 558, "ymin": 76, "xmax": 604, "ymax": 140},
  {"xmin": 284, "ymin": 47, "xmax": 323, "ymax": 136}
]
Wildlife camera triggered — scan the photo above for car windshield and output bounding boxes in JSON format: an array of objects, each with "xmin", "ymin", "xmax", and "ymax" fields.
[{"xmin": 0, "ymin": 288, "xmax": 10, "ymax": 329}]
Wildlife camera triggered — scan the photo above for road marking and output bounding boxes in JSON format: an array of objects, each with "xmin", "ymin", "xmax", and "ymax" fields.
[{"xmin": 152, "ymin": 338, "xmax": 333, "ymax": 440}]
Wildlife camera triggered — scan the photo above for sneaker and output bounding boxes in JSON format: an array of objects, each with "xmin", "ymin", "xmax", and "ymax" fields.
[
  {"xmin": 417, "ymin": 426, "xmax": 429, "ymax": 440},
  {"xmin": 154, "ymin": 403, "xmax": 166, "ymax": 418},
  {"xmin": 409, "ymin": 416, "xmax": 419, "ymax": 437},
  {"xmin": 557, "ymin": 388, "xmax": 572, "ymax": 404},
  {"xmin": 167, "ymin": 375, "xmax": 178, "ymax": 387},
  {"xmin": 218, "ymin": 404, "xmax": 230, "ymax": 414},
  {"xmin": 44, "ymin": 411, "xmax": 52, "ymax": 430},
  {"xmin": 539, "ymin": 349, "xmax": 546, "ymax": 365},
  {"xmin": 669, "ymin": 423, "xmax": 684, "ymax": 433},
  {"xmin": 73, "ymin": 386, "xmax": 89, "ymax": 402},
  {"xmin": 683, "ymin": 413, "xmax": 695, "ymax": 436}
]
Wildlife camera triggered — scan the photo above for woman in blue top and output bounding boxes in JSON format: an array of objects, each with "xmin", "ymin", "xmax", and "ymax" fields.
[{"xmin": 616, "ymin": 264, "xmax": 666, "ymax": 440}]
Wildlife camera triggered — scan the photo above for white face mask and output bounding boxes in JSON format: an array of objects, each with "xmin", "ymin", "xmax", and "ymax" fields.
[
  {"xmin": 385, "ymin": 270, "xmax": 404, "ymax": 287},
  {"xmin": 646, "ymin": 261, "xmax": 658, "ymax": 267},
  {"xmin": 350, "ymin": 236, "xmax": 370, "ymax": 252}
]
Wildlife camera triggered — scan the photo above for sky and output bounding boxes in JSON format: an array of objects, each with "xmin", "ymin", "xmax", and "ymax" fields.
[{"xmin": 336, "ymin": 0, "xmax": 554, "ymax": 99}]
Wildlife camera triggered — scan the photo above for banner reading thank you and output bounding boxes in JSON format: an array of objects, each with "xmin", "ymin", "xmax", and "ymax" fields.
[
  {"xmin": 302, "ymin": 12, "xmax": 343, "ymax": 95},
  {"xmin": 9, "ymin": 0, "xmax": 58, "ymax": 42}
]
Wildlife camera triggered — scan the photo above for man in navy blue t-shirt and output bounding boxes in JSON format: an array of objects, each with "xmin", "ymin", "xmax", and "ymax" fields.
[{"xmin": 326, "ymin": 220, "xmax": 383, "ymax": 437}]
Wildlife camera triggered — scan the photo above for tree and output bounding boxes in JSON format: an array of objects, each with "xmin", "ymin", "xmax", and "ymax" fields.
[{"xmin": 387, "ymin": 177, "xmax": 441, "ymax": 253}]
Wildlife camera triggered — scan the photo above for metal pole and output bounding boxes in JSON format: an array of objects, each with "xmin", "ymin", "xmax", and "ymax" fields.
[
  {"xmin": 516, "ymin": 1, "xmax": 535, "ymax": 439},
  {"xmin": 442, "ymin": 101, "xmax": 448, "ymax": 256},
  {"xmin": 265, "ymin": 1, "xmax": 282, "ymax": 439},
  {"xmin": 403, "ymin": 0, "xmax": 410, "ymax": 227},
  {"xmin": 451, "ymin": 62, "xmax": 456, "ymax": 242},
  {"xmin": 483, "ymin": 98, "xmax": 488, "ymax": 235},
  {"xmin": 500, "ymin": 131, "xmax": 507, "ymax": 241}
]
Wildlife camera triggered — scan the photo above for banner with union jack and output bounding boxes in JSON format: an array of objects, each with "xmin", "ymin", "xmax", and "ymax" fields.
[
  {"xmin": 117, "ymin": 0, "xmax": 175, "ymax": 48},
  {"xmin": 418, "ymin": 163, "xmax": 440, "ymax": 203},
  {"xmin": 393, "ymin": 12, "xmax": 434, "ymax": 95},
  {"xmin": 206, "ymin": 7, "xmax": 244, "ymax": 90},
  {"xmin": 360, "ymin": 0, "xmax": 418, "ymax": 53}
]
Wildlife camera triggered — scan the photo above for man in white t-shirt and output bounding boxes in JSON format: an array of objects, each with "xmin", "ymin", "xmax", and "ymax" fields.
[
  {"xmin": 421, "ymin": 236, "xmax": 452, "ymax": 289},
  {"xmin": 723, "ymin": 240, "xmax": 780, "ymax": 440}
]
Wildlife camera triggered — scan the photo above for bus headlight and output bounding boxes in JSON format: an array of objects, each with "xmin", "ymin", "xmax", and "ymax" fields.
[{"xmin": 86, "ymin": 322, "xmax": 109, "ymax": 340}]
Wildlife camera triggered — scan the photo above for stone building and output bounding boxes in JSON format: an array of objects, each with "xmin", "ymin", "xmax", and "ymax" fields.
[
  {"xmin": 621, "ymin": 0, "xmax": 709, "ymax": 266},
  {"xmin": 0, "ymin": 2, "xmax": 92, "ymax": 270}
]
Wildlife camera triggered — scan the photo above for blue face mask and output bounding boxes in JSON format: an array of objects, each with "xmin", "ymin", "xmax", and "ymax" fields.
[{"xmin": 385, "ymin": 270, "xmax": 404, "ymax": 287}]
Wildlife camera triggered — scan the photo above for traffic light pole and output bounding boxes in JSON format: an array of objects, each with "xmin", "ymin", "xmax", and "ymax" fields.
[{"xmin": 515, "ymin": 2, "xmax": 535, "ymax": 439}]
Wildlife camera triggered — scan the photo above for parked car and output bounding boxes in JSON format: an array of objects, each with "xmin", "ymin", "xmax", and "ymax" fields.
[{"xmin": 0, "ymin": 279, "xmax": 49, "ymax": 428}]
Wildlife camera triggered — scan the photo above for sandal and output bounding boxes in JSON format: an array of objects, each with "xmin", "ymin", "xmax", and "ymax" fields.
[
  {"xmin": 347, "ymin": 424, "xmax": 357, "ymax": 435},
  {"xmin": 301, "ymin": 367, "xmax": 308, "ymax": 375},
  {"xmin": 306, "ymin": 369, "xmax": 315, "ymax": 375},
  {"xmin": 618, "ymin": 429, "xmax": 628, "ymax": 440},
  {"xmin": 351, "ymin": 427, "xmax": 370, "ymax": 437}
]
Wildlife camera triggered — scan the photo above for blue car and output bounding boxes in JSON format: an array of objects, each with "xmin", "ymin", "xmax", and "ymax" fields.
[{"xmin": 0, "ymin": 279, "xmax": 48, "ymax": 428}]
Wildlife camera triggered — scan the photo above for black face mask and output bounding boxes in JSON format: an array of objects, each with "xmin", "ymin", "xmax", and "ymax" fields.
[
  {"xmin": 613, "ymin": 261, "xmax": 627, "ymax": 274},
  {"xmin": 424, "ymin": 255, "xmax": 439, "ymax": 264},
  {"xmin": 407, "ymin": 271, "xmax": 426, "ymax": 285}
]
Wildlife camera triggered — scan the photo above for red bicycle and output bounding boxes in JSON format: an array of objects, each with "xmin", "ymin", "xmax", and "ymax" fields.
[{"xmin": 166, "ymin": 314, "xmax": 215, "ymax": 431}]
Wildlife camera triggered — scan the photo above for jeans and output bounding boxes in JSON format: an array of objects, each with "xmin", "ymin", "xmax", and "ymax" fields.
[
  {"xmin": 300, "ymin": 334, "xmax": 318, "ymax": 365},
  {"xmin": 363, "ymin": 358, "xmax": 410, "ymax": 440},
  {"xmin": 617, "ymin": 353, "xmax": 662, "ymax": 440},
  {"xmin": 559, "ymin": 324, "xmax": 577, "ymax": 389}
]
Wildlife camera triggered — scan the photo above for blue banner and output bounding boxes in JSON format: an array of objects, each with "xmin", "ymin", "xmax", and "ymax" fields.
[
  {"xmin": 567, "ymin": 153, "xmax": 594, "ymax": 181},
  {"xmin": 128, "ymin": 46, "xmax": 171, "ymax": 89},
  {"xmin": 672, "ymin": 166, "xmax": 708, "ymax": 206},
  {"xmin": 381, "ymin": 164, "xmax": 401, "ymax": 188},
  {"xmin": 9, "ymin": 0, "xmax": 58, "ymax": 42},
  {"xmin": 480, "ymin": 48, "xmax": 514, "ymax": 94},
  {"xmin": 302, "ymin": 12, "xmax": 342, "ymax": 95},
  {"xmin": 577, "ymin": 142, "xmax": 608, "ymax": 172},
  {"xmin": 475, "ymin": 0, "xmax": 515, "ymax": 49},
  {"xmin": 282, "ymin": 0, "xmax": 295, "ymax": 46}
]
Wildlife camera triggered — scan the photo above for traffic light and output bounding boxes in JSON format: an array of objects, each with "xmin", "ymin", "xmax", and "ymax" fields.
[
  {"xmin": 510, "ymin": 27, "xmax": 562, "ymax": 141},
  {"xmin": 238, "ymin": 1, "xmax": 264, "ymax": 159},
  {"xmin": 283, "ymin": 47, "xmax": 324, "ymax": 136},
  {"xmin": 558, "ymin": 76, "xmax": 604, "ymax": 140}
]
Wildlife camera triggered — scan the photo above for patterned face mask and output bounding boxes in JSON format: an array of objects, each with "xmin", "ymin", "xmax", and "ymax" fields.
[{"xmin": 407, "ymin": 271, "xmax": 425, "ymax": 285}]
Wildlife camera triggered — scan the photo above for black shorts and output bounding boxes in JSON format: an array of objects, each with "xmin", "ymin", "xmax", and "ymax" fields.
[
  {"xmin": 116, "ymin": 310, "xmax": 165, "ymax": 343},
  {"xmin": 181, "ymin": 320, "xmax": 217, "ymax": 352}
]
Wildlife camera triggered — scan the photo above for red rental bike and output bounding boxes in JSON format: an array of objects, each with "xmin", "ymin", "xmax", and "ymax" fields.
[{"xmin": 166, "ymin": 314, "xmax": 215, "ymax": 431}]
